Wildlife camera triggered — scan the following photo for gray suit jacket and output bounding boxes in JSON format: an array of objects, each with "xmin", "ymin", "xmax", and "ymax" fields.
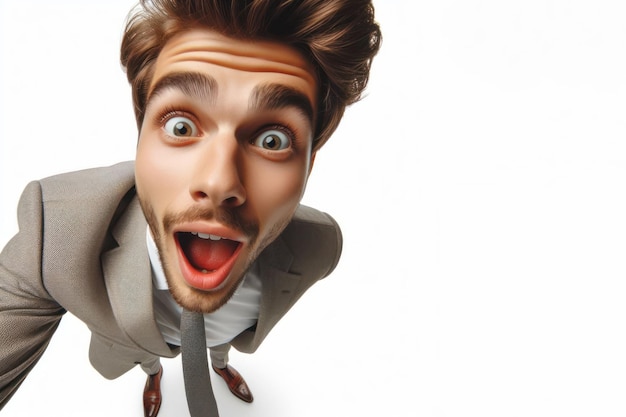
[{"xmin": 0, "ymin": 161, "xmax": 342, "ymax": 408}]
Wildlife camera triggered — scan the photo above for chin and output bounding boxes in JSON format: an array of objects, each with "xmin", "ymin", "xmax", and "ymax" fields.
[{"xmin": 165, "ymin": 267, "xmax": 246, "ymax": 314}]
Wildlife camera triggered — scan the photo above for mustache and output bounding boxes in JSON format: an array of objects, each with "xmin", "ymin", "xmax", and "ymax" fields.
[{"xmin": 163, "ymin": 206, "xmax": 259, "ymax": 240}]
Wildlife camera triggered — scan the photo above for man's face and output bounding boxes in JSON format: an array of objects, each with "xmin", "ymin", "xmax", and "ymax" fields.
[{"xmin": 135, "ymin": 28, "xmax": 318, "ymax": 313}]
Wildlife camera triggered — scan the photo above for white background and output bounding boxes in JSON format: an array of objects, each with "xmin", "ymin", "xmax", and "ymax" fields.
[{"xmin": 2, "ymin": 0, "xmax": 626, "ymax": 416}]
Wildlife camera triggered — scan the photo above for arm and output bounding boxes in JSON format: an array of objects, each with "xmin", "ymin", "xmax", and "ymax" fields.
[{"xmin": 0, "ymin": 181, "xmax": 65, "ymax": 409}]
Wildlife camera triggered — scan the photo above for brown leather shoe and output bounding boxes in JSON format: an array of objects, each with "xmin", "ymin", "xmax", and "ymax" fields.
[
  {"xmin": 143, "ymin": 366, "xmax": 163, "ymax": 417},
  {"xmin": 212, "ymin": 364, "xmax": 254, "ymax": 403}
]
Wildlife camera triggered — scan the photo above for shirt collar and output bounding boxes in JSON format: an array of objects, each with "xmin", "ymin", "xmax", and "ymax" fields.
[{"xmin": 146, "ymin": 226, "xmax": 169, "ymax": 290}]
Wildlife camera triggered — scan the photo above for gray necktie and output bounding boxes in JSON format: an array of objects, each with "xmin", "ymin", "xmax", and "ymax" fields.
[{"xmin": 181, "ymin": 308, "xmax": 220, "ymax": 417}]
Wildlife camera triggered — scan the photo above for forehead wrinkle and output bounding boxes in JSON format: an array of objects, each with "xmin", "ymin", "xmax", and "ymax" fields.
[
  {"xmin": 148, "ymin": 71, "xmax": 218, "ymax": 106},
  {"xmin": 249, "ymin": 83, "xmax": 315, "ymax": 128}
]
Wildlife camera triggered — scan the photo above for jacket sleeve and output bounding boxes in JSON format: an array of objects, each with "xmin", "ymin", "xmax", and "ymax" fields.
[{"xmin": 0, "ymin": 181, "xmax": 65, "ymax": 409}]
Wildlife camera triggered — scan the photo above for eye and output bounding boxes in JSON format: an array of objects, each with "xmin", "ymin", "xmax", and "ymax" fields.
[
  {"xmin": 164, "ymin": 116, "xmax": 197, "ymax": 137},
  {"xmin": 252, "ymin": 129, "xmax": 291, "ymax": 151}
]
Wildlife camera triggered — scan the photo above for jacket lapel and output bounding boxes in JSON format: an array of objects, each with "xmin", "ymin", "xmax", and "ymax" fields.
[
  {"xmin": 232, "ymin": 235, "xmax": 304, "ymax": 351},
  {"xmin": 101, "ymin": 195, "xmax": 174, "ymax": 358}
]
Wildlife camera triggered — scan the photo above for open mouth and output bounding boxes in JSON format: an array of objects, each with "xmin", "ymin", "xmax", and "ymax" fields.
[{"xmin": 176, "ymin": 231, "xmax": 242, "ymax": 291}]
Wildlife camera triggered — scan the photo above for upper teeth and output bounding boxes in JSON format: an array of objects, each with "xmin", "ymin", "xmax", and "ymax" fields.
[{"xmin": 191, "ymin": 232, "xmax": 222, "ymax": 241}]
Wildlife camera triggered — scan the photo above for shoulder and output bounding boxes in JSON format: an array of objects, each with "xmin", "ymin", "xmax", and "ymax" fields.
[
  {"xmin": 278, "ymin": 204, "xmax": 343, "ymax": 278},
  {"xmin": 15, "ymin": 161, "xmax": 136, "ymax": 222},
  {"xmin": 287, "ymin": 204, "xmax": 342, "ymax": 241},
  {"xmin": 3, "ymin": 162, "xmax": 138, "ymax": 299},
  {"xmin": 31, "ymin": 161, "xmax": 138, "ymax": 258},
  {"xmin": 38, "ymin": 161, "xmax": 135, "ymax": 201}
]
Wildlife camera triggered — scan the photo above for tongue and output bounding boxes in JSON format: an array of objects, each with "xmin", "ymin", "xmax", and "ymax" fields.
[{"xmin": 185, "ymin": 236, "xmax": 238, "ymax": 271}]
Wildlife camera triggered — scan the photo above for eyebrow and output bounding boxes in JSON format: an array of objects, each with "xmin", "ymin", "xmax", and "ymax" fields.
[
  {"xmin": 249, "ymin": 83, "xmax": 315, "ymax": 128},
  {"xmin": 147, "ymin": 71, "xmax": 218, "ymax": 106},
  {"xmin": 146, "ymin": 72, "xmax": 315, "ymax": 128}
]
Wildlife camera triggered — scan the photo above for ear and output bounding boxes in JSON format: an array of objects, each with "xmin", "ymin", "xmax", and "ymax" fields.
[{"xmin": 308, "ymin": 151, "xmax": 317, "ymax": 175}]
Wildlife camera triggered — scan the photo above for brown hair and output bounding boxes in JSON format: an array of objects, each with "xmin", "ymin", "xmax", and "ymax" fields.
[{"xmin": 120, "ymin": 0, "xmax": 381, "ymax": 149}]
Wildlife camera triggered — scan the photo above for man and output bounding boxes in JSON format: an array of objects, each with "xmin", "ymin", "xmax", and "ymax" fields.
[{"xmin": 0, "ymin": 0, "xmax": 381, "ymax": 416}]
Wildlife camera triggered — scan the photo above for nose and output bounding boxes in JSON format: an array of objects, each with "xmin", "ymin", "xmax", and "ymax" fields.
[{"xmin": 189, "ymin": 134, "xmax": 246, "ymax": 208}]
